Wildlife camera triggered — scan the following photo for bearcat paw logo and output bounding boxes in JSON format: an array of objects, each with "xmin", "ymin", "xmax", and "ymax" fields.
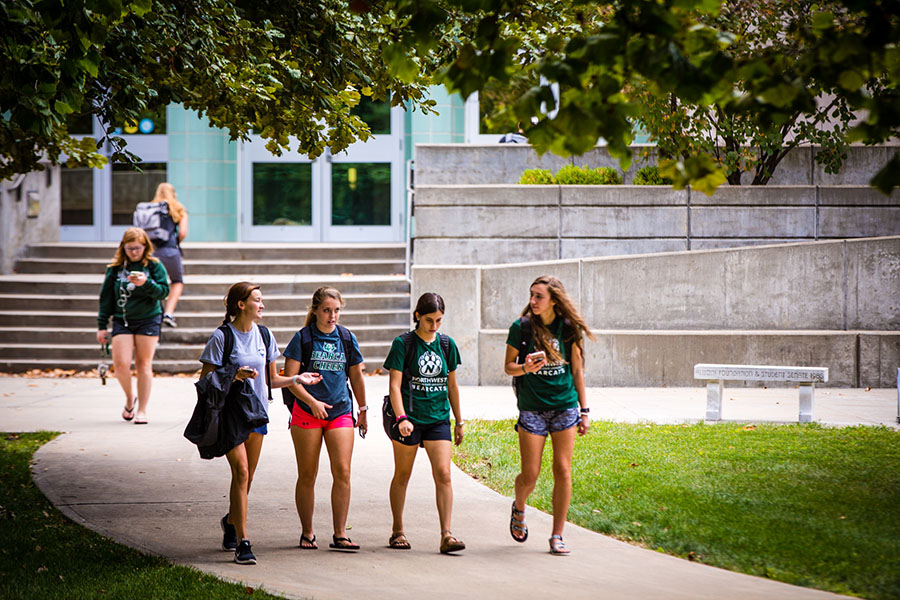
[{"xmin": 418, "ymin": 350, "xmax": 443, "ymax": 377}]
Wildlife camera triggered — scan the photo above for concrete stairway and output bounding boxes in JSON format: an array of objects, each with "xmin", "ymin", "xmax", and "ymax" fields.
[{"xmin": 0, "ymin": 242, "xmax": 410, "ymax": 373}]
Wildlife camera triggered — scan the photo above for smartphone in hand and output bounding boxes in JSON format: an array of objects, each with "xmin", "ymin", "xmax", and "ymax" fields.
[{"xmin": 527, "ymin": 350, "xmax": 546, "ymax": 362}]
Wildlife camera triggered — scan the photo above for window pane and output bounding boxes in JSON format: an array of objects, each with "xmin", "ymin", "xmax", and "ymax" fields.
[
  {"xmin": 352, "ymin": 97, "xmax": 390, "ymax": 135},
  {"xmin": 111, "ymin": 163, "xmax": 167, "ymax": 225},
  {"xmin": 253, "ymin": 163, "xmax": 312, "ymax": 226},
  {"xmin": 331, "ymin": 163, "xmax": 390, "ymax": 226},
  {"xmin": 60, "ymin": 167, "xmax": 94, "ymax": 225}
]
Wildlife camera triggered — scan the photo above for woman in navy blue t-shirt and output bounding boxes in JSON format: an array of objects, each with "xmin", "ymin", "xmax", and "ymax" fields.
[{"xmin": 282, "ymin": 286, "xmax": 367, "ymax": 551}]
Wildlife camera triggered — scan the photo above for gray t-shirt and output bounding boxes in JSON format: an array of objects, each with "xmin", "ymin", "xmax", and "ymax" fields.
[{"xmin": 200, "ymin": 323, "xmax": 280, "ymax": 406}]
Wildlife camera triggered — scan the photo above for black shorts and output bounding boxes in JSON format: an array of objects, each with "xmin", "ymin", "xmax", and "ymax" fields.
[
  {"xmin": 112, "ymin": 315, "xmax": 162, "ymax": 337},
  {"xmin": 154, "ymin": 246, "xmax": 183, "ymax": 284},
  {"xmin": 389, "ymin": 418, "xmax": 451, "ymax": 447}
]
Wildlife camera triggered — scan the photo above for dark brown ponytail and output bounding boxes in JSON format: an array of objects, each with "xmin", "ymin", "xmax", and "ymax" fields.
[{"xmin": 222, "ymin": 282, "xmax": 260, "ymax": 325}]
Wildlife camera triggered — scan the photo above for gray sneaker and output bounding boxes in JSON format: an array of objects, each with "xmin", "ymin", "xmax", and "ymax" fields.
[
  {"xmin": 234, "ymin": 539, "xmax": 256, "ymax": 565},
  {"xmin": 162, "ymin": 314, "xmax": 177, "ymax": 328}
]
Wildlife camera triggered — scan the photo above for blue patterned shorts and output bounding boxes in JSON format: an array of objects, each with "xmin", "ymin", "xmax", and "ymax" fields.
[{"xmin": 516, "ymin": 407, "xmax": 579, "ymax": 436}]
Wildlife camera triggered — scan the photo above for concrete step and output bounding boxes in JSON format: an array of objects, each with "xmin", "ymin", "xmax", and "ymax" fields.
[
  {"xmin": 0, "ymin": 275, "xmax": 410, "ymax": 296},
  {"xmin": 0, "ymin": 325, "xmax": 408, "ymax": 345},
  {"xmin": 0, "ymin": 342, "xmax": 391, "ymax": 365},
  {"xmin": 14, "ymin": 257, "xmax": 406, "ymax": 275},
  {"xmin": 0, "ymin": 357, "xmax": 389, "ymax": 374},
  {"xmin": 22, "ymin": 242, "xmax": 406, "ymax": 261},
  {"xmin": 0, "ymin": 310, "xmax": 409, "ymax": 329},
  {"xmin": 0, "ymin": 293, "xmax": 410, "ymax": 312}
]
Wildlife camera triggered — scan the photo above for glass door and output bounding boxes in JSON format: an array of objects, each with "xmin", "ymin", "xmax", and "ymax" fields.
[
  {"xmin": 61, "ymin": 113, "xmax": 168, "ymax": 241},
  {"xmin": 240, "ymin": 98, "xmax": 404, "ymax": 242}
]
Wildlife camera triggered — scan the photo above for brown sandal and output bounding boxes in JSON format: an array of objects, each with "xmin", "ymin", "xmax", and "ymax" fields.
[
  {"xmin": 440, "ymin": 531, "xmax": 465, "ymax": 554},
  {"xmin": 389, "ymin": 532, "xmax": 411, "ymax": 550}
]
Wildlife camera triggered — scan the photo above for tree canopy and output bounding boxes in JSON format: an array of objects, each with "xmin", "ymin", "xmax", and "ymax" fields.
[{"xmin": 2, "ymin": 0, "xmax": 898, "ymax": 192}]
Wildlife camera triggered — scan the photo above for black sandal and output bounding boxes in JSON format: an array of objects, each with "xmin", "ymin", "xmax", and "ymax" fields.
[
  {"xmin": 329, "ymin": 535, "xmax": 360, "ymax": 551},
  {"xmin": 299, "ymin": 534, "xmax": 317, "ymax": 549},
  {"xmin": 510, "ymin": 501, "xmax": 528, "ymax": 542}
]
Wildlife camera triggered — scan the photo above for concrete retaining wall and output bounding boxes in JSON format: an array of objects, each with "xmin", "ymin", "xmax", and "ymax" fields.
[
  {"xmin": 415, "ymin": 143, "xmax": 899, "ymax": 186},
  {"xmin": 413, "ymin": 184, "xmax": 900, "ymax": 265},
  {"xmin": 0, "ymin": 166, "xmax": 60, "ymax": 274},
  {"xmin": 413, "ymin": 237, "xmax": 900, "ymax": 387}
]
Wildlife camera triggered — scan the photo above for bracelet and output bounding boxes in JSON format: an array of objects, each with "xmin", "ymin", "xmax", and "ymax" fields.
[
  {"xmin": 521, "ymin": 363, "xmax": 527, "ymax": 375},
  {"xmin": 455, "ymin": 421, "xmax": 464, "ymax": 427},
  {"xmin": 396, "ymin": 414, "xmax": 409, "ymax": 423},
  {"xmin": 358, "ymin": 405, "xmax": 368, "ymax": 412},
  {"xmin": 580, "ymin": 407, "xmax": 590, "ymax": 414}
]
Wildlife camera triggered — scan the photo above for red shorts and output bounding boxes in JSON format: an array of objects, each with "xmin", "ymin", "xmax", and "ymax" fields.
[{"xmin": 290, "ymin": 403, "xmax": 353, "ymax": 430}]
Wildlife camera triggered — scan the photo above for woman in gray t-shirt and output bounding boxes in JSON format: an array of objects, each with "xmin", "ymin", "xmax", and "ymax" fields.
[{"xmin": 199, "ymin": 282, "xmax": 320, "ymax": 565}]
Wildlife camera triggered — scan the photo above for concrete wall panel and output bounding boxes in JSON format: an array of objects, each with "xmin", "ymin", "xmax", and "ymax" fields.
[
  {"xmin": 819, "ymin": 207, "xmax": 900, "ymax": 238},
  {"xmin": 562, "ymin": 206, "xmax": 686, "ymax": 238},
  {"xmin": 818, "ymin": 186, "xmax": 900, "ymax": 206},
  {"xmin": 416, "ymin": 185, "xmax": 559, "ymax": 207},
  {"xmin": 845, "ymin": 237, "xmax": 900, "ymax": 330},
  {"xmin": 580, "ymin": 251, "xmax": 727, "ymax": 329},
  {"xmin": 859, "ymin": 333, "xmax": 900, "ymax": 388},
  {"xmin": 480, "ymin": 260, "xmax": 581, "ymax": 329},
  {"xmin": 415, "ymin": 206, "xmax": 558, "ymax": 238},
  {"xmin": 692, "ymin": 238, "xmax": 814, "ymax": 250},
  {"xmin": 414, "ymin": 239, "xmax": 558, "ymax": 265},
  {"xmin": 691, "ymin": 186, "xmax": 816, "ymax": 206},
  {"xmin": 691, "ymin": 207, "xmax": 816, "ymax": 238},
  {"xmin": 415, "ymin": 144, "xmax": 570, "ymax": 185},
  {"xmin": 560, "ymin": 239, "xmax": 687, "ymax": 259},
  {"xmin": 561, "ymin": 185, "xmax": 688, "ymax": 206},
  {"xmin": 815, "ymin": 145, "xmax": 900, "ymax": 185}
]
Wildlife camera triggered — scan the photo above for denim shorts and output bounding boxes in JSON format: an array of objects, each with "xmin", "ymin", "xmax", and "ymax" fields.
[
  {"xmin": 111, "ymin": 315, "xmax": 162, "ymax": 337},
  {"xmin": 390, "ymin": 418, "xmax": 451, "ymax": 447},
  {"xmin": 251, "ymin": 424, "xmax": 268, "ymax": 436},
  {"xmin": 516, "ymin": 407, "xmax": 580, "ymax": 436}
]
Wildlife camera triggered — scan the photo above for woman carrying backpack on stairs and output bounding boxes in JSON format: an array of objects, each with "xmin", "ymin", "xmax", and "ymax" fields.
[{"xmin": 503, "ymin": 275, "xmax": 594, "ymax": 556}]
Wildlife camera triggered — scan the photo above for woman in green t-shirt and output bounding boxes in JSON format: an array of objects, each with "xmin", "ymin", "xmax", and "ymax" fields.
[
  {"xmin": 383, "ymin": 292, "xmax": 465, "ymax": 554},
  {"xmin": 503, "ymin": 275, "xmax": 594, "ymax": 555}
]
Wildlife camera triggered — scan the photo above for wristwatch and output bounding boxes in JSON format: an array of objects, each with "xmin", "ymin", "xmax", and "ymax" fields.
[{"xmin": 358, "ymin": 405, "xmax": 369, "ymax": 412}]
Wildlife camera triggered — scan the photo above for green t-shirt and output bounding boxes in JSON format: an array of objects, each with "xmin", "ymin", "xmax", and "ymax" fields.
[
  {"xmin": 506, "ymin": 317, "xmax": 577, "ymax": 412},
  {"xmin": 383, "ymin": 332, "xmax": 461, "ymax": 424}
]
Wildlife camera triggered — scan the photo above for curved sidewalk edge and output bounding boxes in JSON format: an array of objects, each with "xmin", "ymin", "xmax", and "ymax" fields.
[{"xmin": 7, "ymin": 376, "xmax": 876, "ymax": 599}]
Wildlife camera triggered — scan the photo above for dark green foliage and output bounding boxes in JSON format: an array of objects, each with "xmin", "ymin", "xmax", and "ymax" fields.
[
  {"xmin": 518, "ymin": 168, "xmax": 555, "ymax": 184},
  {"xmin": 632, "ymin": 165, "xmax": 673, "ymax": 185},
  {"xmin": 554, "ymin": 165, "xmax": 622, "ymax": 185}
]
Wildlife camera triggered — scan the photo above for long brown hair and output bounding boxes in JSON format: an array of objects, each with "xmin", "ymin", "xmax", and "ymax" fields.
[
  {"xmin": 304, "ymin": 286, "xmax": 344, "ymax": 327},
  {"xmin": 107, "ymin": 227, "xmax": 159, "ymax": 268},
  {"xmin": 223, "ymin": 282, "xmax": 261, "ymax": 325},
  {"xmin": 521, "ymin": 275, "xmax": 594, "ymax": 365},
  {"xmin": 152, "ymin": 182, "xmax": 186, "ymax": 223}
]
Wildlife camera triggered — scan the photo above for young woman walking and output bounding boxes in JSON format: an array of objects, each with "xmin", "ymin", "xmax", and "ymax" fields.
[
  {"xmin": 503, "ymin": 275, "xmax": 594, "ymax": 555},
  {"xmin": 282, "ymin": 287, "xmax": 367, "ymax": 551},
  {"xmin": 383, "ymin": 292, "xmax": 465, "ymax": 554},
  {"xmin": 148, "ymin": 182, "xmax": 188, "ymax": 328},
  {"xmin": 97, "ymin": 227, "xmax": 169, "ymax": 424},
  {"xmin": 199, "ymin": 282, "xmax": 320, "ymax": 565}
]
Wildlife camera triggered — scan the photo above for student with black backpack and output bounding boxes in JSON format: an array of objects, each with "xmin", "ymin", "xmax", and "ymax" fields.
[
  {"xmin": 383, "ymin": 292, "xmax": 465, "ymax": 554},
  {"xmin": 198, "ymin": 282, "xmax": 320, "ymax": 565},
  {"xmin": 503, "ymin": 275, "xmax": 595, "ymax": 556},
  {"xmin": 281, "ymin": 286, "xmax": 367, "ymax": 551}
]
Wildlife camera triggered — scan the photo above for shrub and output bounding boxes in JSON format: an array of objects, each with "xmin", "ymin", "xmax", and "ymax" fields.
[
  {"xmin": 632, "ymin": 165, "xmax": 673, "ymax": 185},
  {"xmin": 519, "ymin": 169, "xmax": 555, "ymax": 184},
  {"xmin": 554, "ymin": 164, "xmax": 622, "ymax": 185}
]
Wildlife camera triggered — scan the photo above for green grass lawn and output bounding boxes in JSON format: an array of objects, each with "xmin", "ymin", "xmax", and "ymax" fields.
[
  {"xmin": 0, "ymin": 432, "xmax": 287, "ymax": 600},
  {"xmin": 454, "ymin": 420, "xmax": 900, "ymax": 600}
]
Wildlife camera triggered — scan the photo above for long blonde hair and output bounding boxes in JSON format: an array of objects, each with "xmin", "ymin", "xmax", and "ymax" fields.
[
  {"xmin": 521, "ymin": 275, "xmax": 594, "ymax": 365},
  {"xmin": 304, "ymin": 287, "xmax": 344, "ymax": 327},
  {"xmin": 152, "ymin": 182, "xmax": 186, "ymax": 223},
  {"xmin": 107, "ymin": 227, "xmax": 159, "ymax": 268}
]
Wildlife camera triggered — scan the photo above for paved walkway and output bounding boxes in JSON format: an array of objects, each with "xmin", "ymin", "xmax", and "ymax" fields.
[{"xmin": 6, "ymin": 375, "xmax": 896, "ymax": 599}]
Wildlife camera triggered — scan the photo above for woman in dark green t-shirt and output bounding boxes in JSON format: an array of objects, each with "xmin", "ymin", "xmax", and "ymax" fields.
[
  {"xmin": 383, "ymin": 292, "xmax": 465, "ymax": 555},
  {"xmin": 503, "ymin": 275, "xmax": 594, "ymax": 555}
]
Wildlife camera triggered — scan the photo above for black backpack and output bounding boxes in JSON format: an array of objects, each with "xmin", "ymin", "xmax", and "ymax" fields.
[
  {"xmin": 219, "ymin": 323, "xmax": 273, "ymax": 402},
  {"xmin": 133, "ymin": 201, "xmax": 177, "ymax": 246},
  {"xmin": 381, "ymin": 330, "xmax": 451, "ymax": 428},
  {"xmin": 511, "ymin": 315, "xmax": 576, "ymax": 399},
  {"xmin": 281, "ymin": 324, "xmax": 355, "ymax": 414}
]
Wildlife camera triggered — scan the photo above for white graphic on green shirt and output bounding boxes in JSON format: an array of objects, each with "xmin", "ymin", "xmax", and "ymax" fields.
[
  {"xmin": 537, "ymin": 337, "xmax": 566, "ymax": 376},
  {"xmin": 411, "ymin": 350, "xmax": 447, "ymax": 393}
]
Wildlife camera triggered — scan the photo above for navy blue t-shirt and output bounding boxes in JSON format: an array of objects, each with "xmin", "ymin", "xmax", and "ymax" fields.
[{"xmin": 284, "ymin": 324, "xmax": 364, "ymax": 419}]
